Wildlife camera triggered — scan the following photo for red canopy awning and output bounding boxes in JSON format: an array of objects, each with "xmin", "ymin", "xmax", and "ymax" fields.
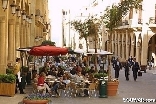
[{"xmin": 29, "ymin": 45, "xmax": 68, "ymax": 56}]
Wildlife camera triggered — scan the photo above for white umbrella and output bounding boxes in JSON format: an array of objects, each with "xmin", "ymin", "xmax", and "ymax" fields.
[
  {"xmin": 74, "ymin": 49, "xmax": 86, "ymax": 53},
  {"xmin": 86, "ymin": 50, "xmax": 113, "ymax": 55}
]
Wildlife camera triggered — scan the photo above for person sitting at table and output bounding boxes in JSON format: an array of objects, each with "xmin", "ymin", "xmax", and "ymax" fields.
[
  {"xmin": 57, "ymin": 66, "xmax": 64, "ymax": 77},
  {"xmin": 70, "ymin": 66, "xmax": 77, "ymax": 75},
  {"xmin": 51, "ymin": 78, "xmax": 65, "ymax": 97},
  {"xmin": 88, "ymin": 66, "xmax": 96, "ymax": 74},
  {"xmin": 75, "ymin": 72, "xmax": 84, "ymax": 83},
  {"xmin": 32, "ymin": 73, "xmax": 39, "ymax": 92},
  {"xmin": 37, "ymin": 72, "xmax": 51, "ymax": 94},
  {"xmin": 62, "ymin": 75, "xmax": 71, "ymax": 87},
  {"xmin": 48, "ymin": 67, "xmax": 57, "ymax": 77}
]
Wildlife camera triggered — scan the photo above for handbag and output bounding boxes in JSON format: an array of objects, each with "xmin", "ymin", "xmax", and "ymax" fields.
[{"xmin": 138, "ymin": 71, "xmax": 142, "ymax": 76}]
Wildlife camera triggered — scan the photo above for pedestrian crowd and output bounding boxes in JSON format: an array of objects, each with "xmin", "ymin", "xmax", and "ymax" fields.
[{"xmin": 112, "ymin": 56, "xmax": 141, "ymax": 81}]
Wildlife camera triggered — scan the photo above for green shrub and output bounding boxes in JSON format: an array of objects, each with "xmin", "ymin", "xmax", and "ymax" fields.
[
  {"xmin": 21, "ymin": 66, "xmax": 29, "ymax": 73},
  {"xmin": 94, "ymin": 73, "xmax": 108, "ymax": 79},
  {"xmin": 6, "ymin": 68, "xmax": 14, "ymax": 74},
  {"xmin": 0, "ymin": 74, "xmax": 16, "ymax": 83}
]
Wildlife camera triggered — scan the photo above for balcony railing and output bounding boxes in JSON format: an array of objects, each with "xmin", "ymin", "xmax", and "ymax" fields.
[{"xmin": 149, "ymin": 17, "xmax": 156, "ymax": 24}]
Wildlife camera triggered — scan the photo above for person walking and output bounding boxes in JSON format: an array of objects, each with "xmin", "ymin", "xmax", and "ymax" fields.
[
  {"xmin": 14, "ymin": 58, "xmax": 25, "ymax": 94},
  {"xmin": 123, "ymin": 60, "xmax": 130, "ymax": 81},
  {"xmin": 113, "ymin": 58, "xmax": 122, "ymax": 79},
  {"xmin": 132, "ymin": 58, "xmax": 140, "ymax": 81}
]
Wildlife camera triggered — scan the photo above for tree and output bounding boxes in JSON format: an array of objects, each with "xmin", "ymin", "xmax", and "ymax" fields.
[
  {"xmin": 71, "ymin": 19, "xmax": 90, "ymax": 52},
  {"xmin": 71, "ymin": 16, "xmax": 102, "ymax": 71},
  {"xmin": 41, "ymin": 40, "xmax": 56, "ymax": 46},
  {"xmin": 102, "ymin": 0, "xmax": 142, "ymax": 81}
]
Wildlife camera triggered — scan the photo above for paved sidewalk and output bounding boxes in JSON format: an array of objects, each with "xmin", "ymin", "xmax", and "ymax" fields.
[
  {"xmin": 146, "ymin": 66, "xmax": 156, "ymax": 74},
  {"xmin": 1, "ymin": 68, "xmax": 156, "ymax": 104}
]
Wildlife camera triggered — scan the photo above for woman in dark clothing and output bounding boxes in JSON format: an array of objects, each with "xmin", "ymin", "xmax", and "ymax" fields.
[{"xmin": 123, "ymin": 60, "xmax": 130, "ymax": 81}]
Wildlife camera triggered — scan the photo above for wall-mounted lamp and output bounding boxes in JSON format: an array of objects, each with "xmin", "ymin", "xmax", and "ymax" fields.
[
  {"xmin": 26, "ymin": 15, "xmax": 29, "ymax": 22},
  {"xmin": 10, "ymin": 1, "xmax": 17, "ymax": 15},
  {"xmin": 35, "ymin": 36, "xmax": 39, "ymax": 41},
  {"xmin": 22, "ymin": 10, "xmax": 26, "ymax": 20},
  {"xmin": 2, "ymin": 0, "xmax": 8, "ymax": 11},
  {"xmin": 16, "ymin": 6, "xmax": 21, "ymax": 18}
]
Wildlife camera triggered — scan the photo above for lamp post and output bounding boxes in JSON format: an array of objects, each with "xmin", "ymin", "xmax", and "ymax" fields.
[
  {"xmin": 16, "ymin": 6, "xmax": 21, "ymax": 18},
  {"xmin": 2, "ymin": 0, "xmax": 8, "ymax": 11},
  {"xmin": 102, "ymin": 56, "xmax": 106, "ymax": 79},
  {"xmin": 99, "ymin": 56, "xmax": 107, "ymax": 98}
]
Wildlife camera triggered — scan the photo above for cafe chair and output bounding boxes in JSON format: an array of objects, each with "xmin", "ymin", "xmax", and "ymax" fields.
[{"xmin": 87, "ymin": 83, "xmax": 96, "ymax": 98}]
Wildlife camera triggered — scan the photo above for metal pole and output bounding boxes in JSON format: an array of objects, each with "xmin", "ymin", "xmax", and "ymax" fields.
[{"xmin": 68, "ymin": 9, "xmax": 71, "ymax": 47}]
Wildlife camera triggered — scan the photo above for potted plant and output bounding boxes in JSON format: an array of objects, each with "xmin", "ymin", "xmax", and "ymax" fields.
[
  {"xmin": 94, "ymin": 73, "xmax": 108, "ymax": 79},
  {"xmin": 23, "ymin": 93, "xmax": 51, "ymax": 104},
  {"xmin": 0, "ymin": 74, "xmax": 16, "ymax": 96},
  {"xmin": 101, "ymin": 0, "xmax": 141, "ymax": 96}
]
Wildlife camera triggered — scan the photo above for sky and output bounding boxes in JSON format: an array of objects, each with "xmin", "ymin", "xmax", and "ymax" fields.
[{"xmin": 48, "ymin": 0, "xmax": 90, "ymax": 47}]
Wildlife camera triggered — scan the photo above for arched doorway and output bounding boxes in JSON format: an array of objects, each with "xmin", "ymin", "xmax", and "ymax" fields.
[{"xmin": 148, "ymin": 34, "xmax": 156, "ymax": 66}]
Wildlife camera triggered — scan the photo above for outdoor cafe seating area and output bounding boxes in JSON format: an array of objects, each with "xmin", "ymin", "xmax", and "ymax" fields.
[{"xmin": 31, "ymin": 60, "xmax": 104, "ymax": 98}]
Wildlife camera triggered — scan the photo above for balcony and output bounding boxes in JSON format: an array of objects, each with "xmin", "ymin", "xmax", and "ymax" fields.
[{"xmin": 149, "ymin": 17, "xmax": 156, "ymax": 33}]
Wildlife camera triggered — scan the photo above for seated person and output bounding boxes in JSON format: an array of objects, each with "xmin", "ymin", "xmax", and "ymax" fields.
[
  {"xmin": 57, "ymin": 66, "xmax": 64, "ymax": 77},
  {"xmin": 70, "ymin": 66, "xmax": 77, "ymax": 75},
  {"xmin": 51, "ymin": 78, "xmax": 64, "ymax": 97},
  {"xmin": 48, "ymin": 68, "xmax": 57, "ymax": 77},
  {"xmin": 88, "ymin": 66, "xmax": 96, "ymax": 74},
  {"xmin": 37, "ymin": 72, "xmax": 50, "ymax": 94},
  {"xmin": 62, "ymin": 75, "xmax": 71, "ymax": 86},
  {"xmin": 74, "ymin": 72, "xmax": 84, "ymax": 83}
]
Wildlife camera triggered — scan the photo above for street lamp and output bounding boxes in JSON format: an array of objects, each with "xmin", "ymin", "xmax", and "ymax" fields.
[
  {"xmin": 2, "ymin": 0, "xmax": 8, "ymax": 11},
  {"xmin": 28, "ymin": 16, "xmax": 32, "ymax": 24},
  {"xmin": 22, "ymin": 10, "xmax": 26, "ymax": 20},
  {"xmin": 16, "ymin": 6, "xmax": 21, "ymax": 18},
  {"xmin": 102, "ymin": 56, "xmax": 106, "ymax": 79},
  {"xmin": 10, "ymin": 1, "xmax": 16, "ymax": 15},
  {"xmin": 26, "ymin": 15, "xmax": 29, "ymax": 22}
]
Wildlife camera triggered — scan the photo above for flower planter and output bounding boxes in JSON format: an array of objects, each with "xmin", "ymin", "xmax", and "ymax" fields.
[
  {"xmin": 107, "ymin": 81, "xmax": 119, "ymax": 96},
  {"xmin": 0, "ymin": 83, "xmax": 15, "ymax": 97},
  {"xmin": 23, "ymin": 99, "xmax": 49, "ymax": 104}
]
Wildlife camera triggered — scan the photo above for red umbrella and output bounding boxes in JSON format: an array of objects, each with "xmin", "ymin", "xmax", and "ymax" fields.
[{"xmin": 29, "ymin": 45, "xmax": 68, "ymax": 56}]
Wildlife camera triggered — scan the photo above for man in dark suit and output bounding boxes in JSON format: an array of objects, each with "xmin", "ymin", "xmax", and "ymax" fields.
[
  {"xmin": 113, "ymin": 58, "xmax": 122, "ymax": 79},
  {"xmin": 132, "ymin": 58, "xmax": 140, "ymax": 81}
]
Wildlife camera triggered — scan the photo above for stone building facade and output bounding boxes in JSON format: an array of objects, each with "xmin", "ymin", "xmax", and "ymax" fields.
[
  {"xmin": 88, "ymin": 0, "xmax": 156, "ymax": 67},
  {"xmin": 0, "ymin": 0, "xmax": 50, "ymax": 74}
]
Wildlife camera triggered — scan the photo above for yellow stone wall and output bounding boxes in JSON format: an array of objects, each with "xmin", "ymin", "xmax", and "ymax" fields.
[{"xmin": 0, "ymin": 0, "xmax": 50, "ymax": 74}]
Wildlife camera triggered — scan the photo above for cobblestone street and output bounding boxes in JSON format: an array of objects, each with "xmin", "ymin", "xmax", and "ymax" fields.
[{"xmin": 0, "ymin": 68, "xmax": 156, "ymax": 104}]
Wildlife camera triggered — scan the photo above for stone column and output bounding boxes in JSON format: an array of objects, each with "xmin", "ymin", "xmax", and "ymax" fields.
[
  {"xmin": 136, "ymin": 42, "xmax": 141, "ymax": 63},
  {"xmin": 118, "ymin": 33, "xmax": 121, "ymax": 57},
  {"xmin": 121, "ymin": 32, "xmax": 125, "ymax": 60},
  {"xmin": 26, "ymin": 22, "xmax": 30, "ymax": 47},
  {"xmin": 125, "ymin": 30, "xmax": 130, "ymax": 59},
  {"xmin": 15, "ymin": 21, "xmax": 20, "ymax": 57},
  {"xmin": 20, "ymin": 22, "xmax": 24, "ymax": 48},
  {"xmin": 8, "ymin": 19, "xmax": 15, "ymax": 62},
  {"xmin": 0, "ymin": 16, "xmax": 7, "ymax": 74},
  {"xmin": 130, "ymin": 32, "xmax": 134, "ymax": 57},
  {"xmin": 22, "ymin": 21, "xmax": 26, "ymax": 48}
]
